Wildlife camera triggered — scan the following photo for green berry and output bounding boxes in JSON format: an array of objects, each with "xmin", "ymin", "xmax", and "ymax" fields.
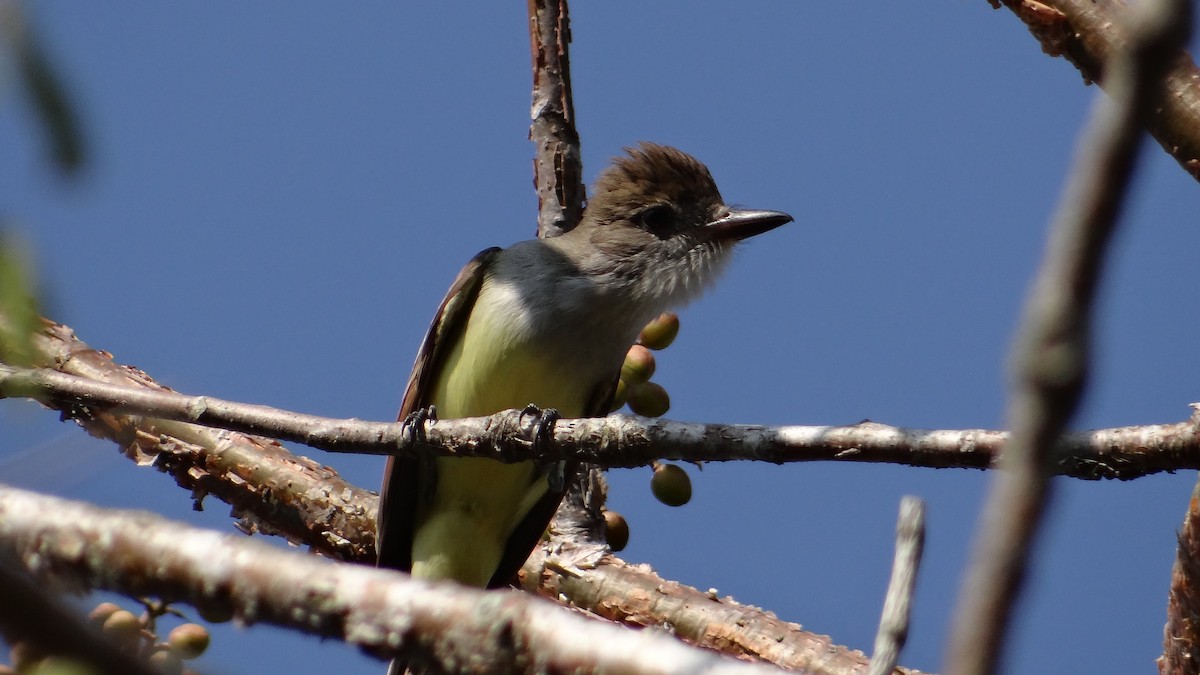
[
  {"xmin": 620, "ymin": 344, "xmax": 656, "ymax": 385},
  {"xmin": 626, "ymin": 381, "xmax": 670, "ymax": 418},
  {"xmin": 651, "ymin": 463, "xmax": 692, "ymax": 507},
  {"xmin": 101, "ymin": 610, "xmax": 142, "ymax": 646},
  {"xmin": 603, "ymin": 510, "xmax": 630, "ymax": 551},
  {"xmin": 638, "ymin": 312, "xmax": 680, "ymax": 350},
  {"xmin": 87, "ymin": 602, "xmax": 122, "ymax": 627},
  {"xmin": 147, "ymin": 648, "xmax": 183, "ymax": 675},
  {"xmin": 167, "ymin": 624, "xmax": 210, "ymax": 660}
]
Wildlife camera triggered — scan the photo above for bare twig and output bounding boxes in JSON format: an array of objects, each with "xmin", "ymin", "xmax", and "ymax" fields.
[
  {"xmin": 946, "ymin": 1, "xmax": 1192, "ymax": 673},
  {"xmin": 528, "ymin": 0, "xmax": 584, "ymax": 238},
  {"xmin": 5, "ymin": 357, "xmax": 1200, "ymax": 478},
  {"xmin": 0, "ymin": 484, "xmax": 790, "ymax": 675},
  {"xmin": 991, "ymin": 0, "xmax": 1200, "ymax": 181},
  {"xmin": 869, "ymin": 497, "xmax": 926, "ymax": 675}
]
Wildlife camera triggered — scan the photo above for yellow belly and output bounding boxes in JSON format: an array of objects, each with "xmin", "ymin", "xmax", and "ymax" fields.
[{"xmin": 410, "ymin": 284, "xmax": 592, "ymax": 586}]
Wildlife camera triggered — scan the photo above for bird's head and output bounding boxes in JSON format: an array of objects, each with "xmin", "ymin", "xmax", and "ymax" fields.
[{"xmin": 557, "ymin": 143, "xmax": 792, "ymax": 308}]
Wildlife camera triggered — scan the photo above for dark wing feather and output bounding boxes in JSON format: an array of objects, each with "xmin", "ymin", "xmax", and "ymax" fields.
[{"xmin": 376, "ymin": 247, "xmax": 500, "ymax": 571}]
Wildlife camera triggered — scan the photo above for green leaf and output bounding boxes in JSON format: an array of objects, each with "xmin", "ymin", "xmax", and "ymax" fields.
[{"xmin": 0, "ymin": 230, "xmax": 42, "ymax": 366}]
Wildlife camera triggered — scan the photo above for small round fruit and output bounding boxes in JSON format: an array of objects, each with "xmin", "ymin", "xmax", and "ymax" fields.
[
  {"xmin": 167, "ymin": 624, "xmax": 211, "ymax": 660},
  {"xmin": 620, "ymin": 344, "xmax": 656, "ymax": 385},
  {"xmin": 626, "ymin": 381, "xmax": 670, "ymax": 418},
  {"xmin": 87, "ymin": 602, "xmax": 122, "ymax": 626},
  {"xmin": 603, "ymin": 510, "xmax": 630, "ymax": 551},
  {"xmin": 147, "ymin": 648, "xmax": 184, "ymax": 675},
  {"xmin": 101, "ymin": 609, "xmax": 142, "ymax": 646},
  {"xmin": 651, "ymin": 463, "xmax": 692, "ymax": 507},
  {"xmin": 638, "ymin": 312, "xmax": 680, "ymax": 351}
]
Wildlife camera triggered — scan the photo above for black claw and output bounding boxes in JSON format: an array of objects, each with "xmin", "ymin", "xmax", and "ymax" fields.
[
  {"xmin": 402, "ymin": 405, "xmax": 437, "ymax": 447},
  {"xmin": 521, "ymin": 405, "xmax": 565, "ymax": 492},
  {"xmin": 521, "ymin": 404, "xmax": 560, "ymax": 455},
  {"xmin": 536, "ymin": 409, "xmax": 561, "ymax": 453}
]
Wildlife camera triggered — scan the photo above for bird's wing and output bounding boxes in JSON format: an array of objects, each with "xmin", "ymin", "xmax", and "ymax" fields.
[{"xmin": 376, "ymin": 247, "xmax": 500, "ymax": 572}]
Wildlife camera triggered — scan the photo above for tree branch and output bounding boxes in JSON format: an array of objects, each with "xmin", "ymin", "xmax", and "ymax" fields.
[
  {"xmin": 991, "ymin": 0, "xmax": 1200, "ymax": 181},
  {"xmin": 0, "ymin": 484, "xmax": 792, "ymax": 675},
  {"xmin": 947, "ymin": 1, "xmax": 1192, "ymax": 672},
  {"xmin": 521, "ymin": 540, "xmax": 932, "ymax": 675},
  {"xmin": 528, "ymin": 0, "xmax": 584, "ymax": 238},
  {"xmin": 869, "ymin": 497, "xmax": 926, "ymax": 675},
  {"xmin": 5, "ymin": 353, "xmax": 1200, "ymax": 479},
  {"xmin": 9, "ymin": 319, "xmax": 377, "ymax": 561},
  {"xmin": 1160, "ymin": 474, "xmax": 1200, "ymax": 675}
]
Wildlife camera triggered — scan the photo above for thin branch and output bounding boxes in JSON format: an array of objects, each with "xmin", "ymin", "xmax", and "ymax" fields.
[
  {"xmin": 946, "ymin": 1, "xmax": 1192, "ymax": 673},
  {"xmin": 528, "ymin": 0, "xmax": 584, "ymax": 238},
  {"xmin": 869, "ymin": 497, "xmax": 926, "ymax": 675},
  {"xmin": 1159, "ymin": 472, "xmax": 1200, "ymax": 675},
  {"xmin": 4, "ymin": 358, "xmax": 1200, "ymax": 479},
  {"xmin": 991, "ymin": 0, "xmax": 1200, "ymax": 181},
  {"xmin": 0, "ymin": 484, "xmax": 790, "ymax": 675}
]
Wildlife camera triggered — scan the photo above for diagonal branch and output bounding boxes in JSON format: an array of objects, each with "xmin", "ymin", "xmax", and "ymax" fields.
[
  {"xmin": 0, "ymin": 484, "xmax": 791, "ymax": 675},
  {"xmin": 522, "ymin": 540, "xmax": 933, "ymax": 675},
  {"xmin": 946, "ymin": 0, "xmax": 1192, "ymax": 672},
  {"xmin": 1160, "ymin": 475, "xmax": 1200, "ymax": 675},
  {"xmin": 991, "ymin": 0, "xmax": 1200, "ymax": 180},
  {"xmin": 13, "ymin": 319, "xmax": 377, "ymax": 561}
]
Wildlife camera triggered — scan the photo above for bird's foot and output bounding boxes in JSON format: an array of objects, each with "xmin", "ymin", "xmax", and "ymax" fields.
[
  {"xmin": 401, "ymin": 405, "xmax": 437, "ymax": 448},
  {"xmin": 520, "ymin": 404, "xmax": 566, "ymax": 492}
]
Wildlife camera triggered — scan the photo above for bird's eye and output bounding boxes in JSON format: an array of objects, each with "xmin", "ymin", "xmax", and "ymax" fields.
[{"xmin": 637, "ymin": 204, "xmax": 676, "ymax": 233}]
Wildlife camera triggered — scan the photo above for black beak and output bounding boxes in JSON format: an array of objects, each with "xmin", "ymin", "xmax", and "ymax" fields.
[{"xmin": 704, "ymin": 208, "xmax": 793, "ymax": 242}]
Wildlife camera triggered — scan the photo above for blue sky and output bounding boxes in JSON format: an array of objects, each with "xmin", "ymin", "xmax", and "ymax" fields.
[{"xmin": 3, "ymin": 3, "xmax": 1200, "ymax": 674}]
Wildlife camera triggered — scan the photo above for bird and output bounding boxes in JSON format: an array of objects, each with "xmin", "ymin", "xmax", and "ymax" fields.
[{"xmin": 376, "ymin": 142, "xmax": 791, "ymax": 667}]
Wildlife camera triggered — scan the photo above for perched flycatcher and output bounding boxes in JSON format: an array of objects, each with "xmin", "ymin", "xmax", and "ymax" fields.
[{"xmin": 377, "ymin": 143, "xmax": 791, "ymax": 595}]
